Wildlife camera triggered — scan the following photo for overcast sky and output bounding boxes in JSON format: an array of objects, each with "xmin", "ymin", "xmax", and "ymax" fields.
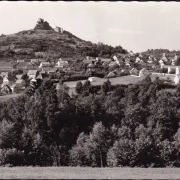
[{"xmin": 0, "ymin": 1, "xmax": 180, "ymax": 52}]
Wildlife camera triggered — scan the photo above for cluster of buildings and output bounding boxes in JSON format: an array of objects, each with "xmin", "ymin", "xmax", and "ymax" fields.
[{"xmin": 0, "ymin": 58, "xmax": 70, "ymax": 95}]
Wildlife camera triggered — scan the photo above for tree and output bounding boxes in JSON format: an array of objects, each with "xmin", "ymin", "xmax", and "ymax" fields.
[
  {"xmin": 102, "ymin": 80, "xmax": 111, "ymax": 94},
  {"xmin": 107, "ymin": 139, "xmax": 135, "ymax": 167},
  {"xmin": 88, "ymin": 122, "xmax": 110, "ymax": 167},
  {"xmin": 175, "ymin": 57, "xmax": 180, "ymax": 66},
  {"xmin": 75, "ymin": 81, "xmax": 83, "ymax": 94}
]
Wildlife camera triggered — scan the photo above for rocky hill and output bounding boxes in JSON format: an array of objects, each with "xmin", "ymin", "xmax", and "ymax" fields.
[{"xmin": 0, "ymin": 18, "xmax": 127, "ymax": 61}]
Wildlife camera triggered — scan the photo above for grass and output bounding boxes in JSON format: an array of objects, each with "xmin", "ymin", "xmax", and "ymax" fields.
[
  {"xmin": 0, "ymin": 93, "xmax": 23, "ymax": 102},
  {"xmin": 0, "ymin": 167, "xmax": 179, "ymax": 179},
  {"xmin": 64, "ymin": 75, "xmax": 145, "ymax": 95}
]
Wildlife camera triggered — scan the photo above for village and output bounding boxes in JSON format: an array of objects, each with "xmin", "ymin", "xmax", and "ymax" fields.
[{"xmin": 0, "ymin": 50, "xmax": 179, "ymax": 98}]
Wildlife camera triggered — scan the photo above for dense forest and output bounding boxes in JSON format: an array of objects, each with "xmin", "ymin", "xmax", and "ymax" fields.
[{"xmin": 0, "ymin": 76, "xmax": 179, "ymax": 167}]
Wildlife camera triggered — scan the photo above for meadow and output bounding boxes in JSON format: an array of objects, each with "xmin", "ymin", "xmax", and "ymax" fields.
[
  {"xmin": 0, "ymin": 93, "xmax": 23, "ymax": 102},
  {"xmin": 0, "ymin": 167, "xmax": 179, "ymax": 179}
]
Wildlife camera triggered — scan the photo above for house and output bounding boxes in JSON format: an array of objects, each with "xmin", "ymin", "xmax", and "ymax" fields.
[
  {"xmin": 139, "ymin": 68, "xmax": 150, "ymax": 77},
  {"xmin": 39, "ymin": 62, "xmax": 51, "ymax": 68},
  {"xmin": 16, "ymin": 74, "xmax": 23, "ymax": 80},
  {"xmin": 135, "ymin": 57, "xmax": 141, "ymax": 63},
  {"xmin": 26, "ymin": 63, "xmax": 36, "ymax": 70},
  {"xmin": 56, "ymin": 83, "xmax": 61, "ymax": 91},
  {"xmin": 16, "ymin": 62, "xmax": 28, "ymax": 71},
  {"xmin": 130, "ymin": 68, "xmax": 139, "ymax": 76},
  {"xmin": 0, "ymin": 72, "xmax": 8, "ymax": 78},
  {"xmin": 56, "ymin": 59, "xmax": 69, "ymax": 68},
  {"xmin": 17, "ymin": 60, "xmax": 25, "ymax": 63},
  {"xmin": 36, "ymin": 74, "xmax": 43, "ymax": 80},
  {"xmin": 15, "ymin": 79, "xmax": 23, "ymax": 85},
  {"xmin": 10, "ymin": 84, "xmax": 17, "ymax": 93},
  {"xmin": 48, "ymin": 68, "xmax": 57, "ymax": 74},
  {"xmin": 171, "ymin": 54, "xmax": 178, "ymax": 65},
  {"xmin": 1, "ymin": 84, "xmax": 12, "ymax": 95},
  {"xmin": 161, "ymin": 53, "xmax": 168, "ymax": 62},
  {"xmin": 101, "ymin": 58, "xmax": 111, "ymax": 63},
  {"xmin": 174, "ymin": 74, "xmax": 180, "ymax": 84},
  {"xmin": 109, "ymin": 61, "xmax": 119, "ymax": 67},
  {"xmin": 163, "ymin": 65, "xmax": 180, "ymax": 74},
  {"xmin": 31, "ymin": 59, "xmax": 39, "ymax": 64},
  {"xmin": 83, "ymin": 59, "xmax": 94, "ymax": 64},
  {"xmin": 27, "ymin": 70, "xmax": 38, "ymax": 79},
  {"xmin": 159, "ymin": 59, "xmax": 165, "ymax": 68},
  {"xmin": 3, "ymin": 75, "xmax": 9, "ymax": 84},
  {"xmin": 0, "ymin": 63, "xmax": 14, "ymax": 72},
  {"xmin": 147, "ymin": 56, "xmax": 153, "ymax": 64},
  {"xmin": 88, "ymin": 77, "xmax": 102, "ymax": 82}
]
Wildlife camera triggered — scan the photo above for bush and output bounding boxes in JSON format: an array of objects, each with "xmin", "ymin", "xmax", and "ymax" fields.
[
  {"xmin": 107, "ymin": 139, "xmax": 135, "ymax": 167},
  {"xmin": 0, "ymin": 148, "xmax": 24, "ymax": 166}
]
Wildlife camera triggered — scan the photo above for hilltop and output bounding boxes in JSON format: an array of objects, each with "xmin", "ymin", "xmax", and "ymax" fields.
[{"xmin": 0, "ymin": 18, "xmax": 127, "ymax": 61}]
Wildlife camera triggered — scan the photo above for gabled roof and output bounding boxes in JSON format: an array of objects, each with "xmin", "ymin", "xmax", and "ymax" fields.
[
  {"xmin": 83, "ymin": 59, "xmax": 94, "ymax": 64},
  {"xmin": 17, "ymin": 60, "xmax": 25, "ymax": 62},
  {"xmin": 17, "ymin": 62, "xmax": 28, "ymax": 68},
  {"xmin": 36, "ymin": 74, "xmax": 43, "ymax": 80},
  {"xmin": 40, "ymin": 62, "xmax": 50, "ymax": 65},
  {"xmin": 15, "ymin": 79, "xmax": 23, "ymax": 84},
  {"xmin": 16, "ymin": 74, "xmax": 23, "ymax": 80},
  {"xmin": 0, "ymin": 72, "xmax": 8, "ymax": 77}
]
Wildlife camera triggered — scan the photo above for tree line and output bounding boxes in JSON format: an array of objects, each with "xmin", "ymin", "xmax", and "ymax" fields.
[{"xmin": 0, "ymin": 76, "xmax": 179, "ymax": 167}]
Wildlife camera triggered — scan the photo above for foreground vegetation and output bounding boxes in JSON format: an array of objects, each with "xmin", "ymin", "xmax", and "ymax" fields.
[{"xmin": 0, "ymin": 75, "xmax": 179, "ymax": 167}]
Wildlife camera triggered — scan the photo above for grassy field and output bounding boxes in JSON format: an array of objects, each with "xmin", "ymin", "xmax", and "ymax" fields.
[
  {"xmin": 0, "ymin": 93, "xmax": 23, "ymax": 102},
  {"xmin": 64, "ymin": 75, "xmax": 145, "ymax": 95},
  {"xmin": 0, "ymin": 167, "xmax": 179, "ymax": 179}
]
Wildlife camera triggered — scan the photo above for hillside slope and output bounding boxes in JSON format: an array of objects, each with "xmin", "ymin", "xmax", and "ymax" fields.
[{"xmin": 0, "ymin": 19, "xmax": 127, "ymax": 61}]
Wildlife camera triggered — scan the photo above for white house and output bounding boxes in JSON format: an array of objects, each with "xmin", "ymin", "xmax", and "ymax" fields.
[
  {"xmin": 27, "ymin": 70, "xmax": 38, "ymax": 79},
  {"xmin": 88, "ymin": 77, "xmax": 101, "ymax": 82},
  {"xmin": 147, "ymin": 56, "xmax": 153, "ymax": 64},
  {"xmin": 171, "ymin": 54, "xmax": 178, "ymax": 65},
  {"xmin": 113, "ymin": 55, "xmax": 118, "ymax": 61},
  {"xmin": 109, "ymin": 61, "xmax": 119, "ymax": 67},
  {"xmin": 17, "ymin": 60, "xmax": 25, "ymax": 63},
  {"xmin": 16, "ymin": 74, "xmax": 23, "ymax": 80},
  {"xmin": 135, "ymin": 57, "xmax": 141, "ymax": 63},
  {"xmin": 159, "ymin": 59, "xmax": 165, "ymax": 68},
  {"xmin": 56, "ymin": 59, "xmax": 69, "ymax": 68},
  {"xmin": 0, "ymin": 72, "xmax": 8, "ymax": 78},
  {"xmin": 174, "ymin": 74, "xmax": 180, "ymax": 84},
  {"xmin": 3, "ymin": 75, "xmax": 9, "ymax": 84},
  {"xmin": 161, "ymin": 53, "xmax": 168, "ymax": 62},
  {"xmin": 39, "ymin": 62, "xmax": 50, "ymax": 68},
  {"xmin": 1, "ymin": 75, "xmax": 9, "ymax": 88}
]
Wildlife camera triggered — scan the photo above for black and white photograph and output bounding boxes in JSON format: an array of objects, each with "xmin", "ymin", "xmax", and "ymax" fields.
[{"xmin": 0, "ymin": 1, "xmax": 179, "ymax": 179}]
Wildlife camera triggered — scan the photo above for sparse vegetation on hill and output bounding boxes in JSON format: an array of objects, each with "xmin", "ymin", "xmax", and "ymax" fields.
[{"xmin": 0, "ymin": 19, "xmax": 127, "ymax": 61}]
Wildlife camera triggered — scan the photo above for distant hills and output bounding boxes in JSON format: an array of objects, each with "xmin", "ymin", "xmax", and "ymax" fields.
[
  {"xmin": 0, "ymin": 18, "xmax": 127, "ymax": 61},
  {"xmin": 142, "ymin": 49, "xmax": 180, "ymax": 59}
]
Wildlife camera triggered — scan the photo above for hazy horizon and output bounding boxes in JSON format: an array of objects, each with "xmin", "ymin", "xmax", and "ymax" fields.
[{"xmin": 1, "ymin": 1, "xmax": 180, "ymax": 53}]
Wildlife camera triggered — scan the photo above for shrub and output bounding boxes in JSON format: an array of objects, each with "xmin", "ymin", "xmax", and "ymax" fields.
[{"xmin": 107, "ymin": 139, "xmax": 135, "ymax": 167}]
